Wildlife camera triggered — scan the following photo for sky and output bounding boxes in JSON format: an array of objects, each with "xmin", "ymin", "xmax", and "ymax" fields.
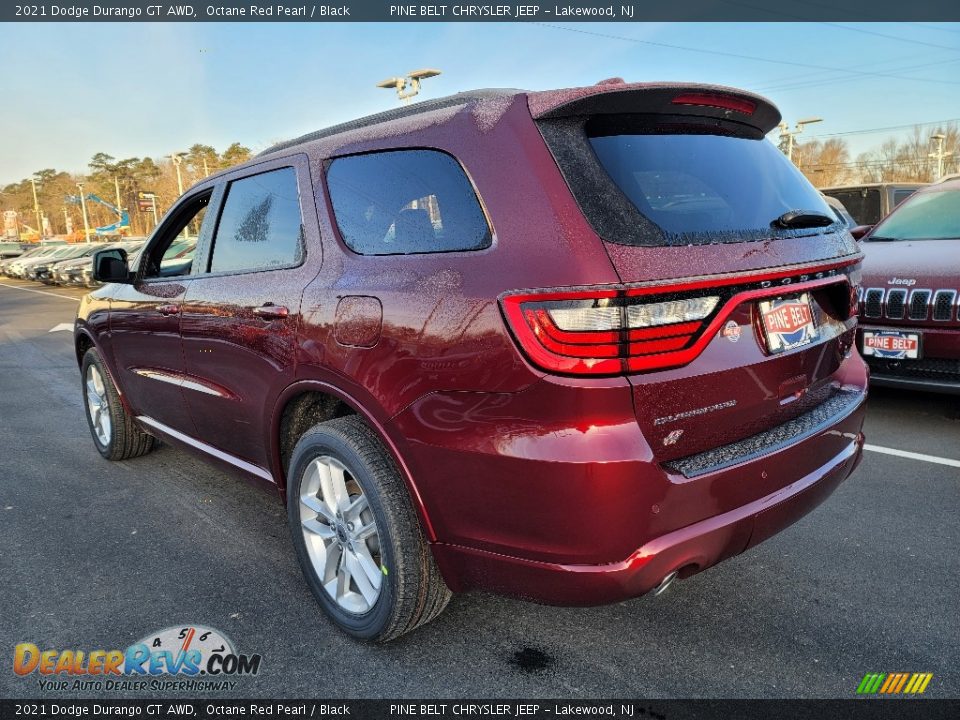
[{"xmin": 1, "ymin": 21, "xmax": 959, "ymax": 185}]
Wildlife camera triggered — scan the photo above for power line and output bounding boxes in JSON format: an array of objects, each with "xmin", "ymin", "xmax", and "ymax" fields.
[
  {"xmin": 534, "ymin": 23, "xmax": 960, "ymax": 87},
  {"xmin": 818, "ymin": 22, "xmax": 960, "ymax": 53},
  {"xmin": 754, "ymin": 57, "xmax": 960, "ymax": 94},
  {"xmin": 801, "ymin": 118, "xmax": 960, "ymax": 139},
  {"xmin": 718, "ymin": 0, "xmax": 960, "ymax": 52}
]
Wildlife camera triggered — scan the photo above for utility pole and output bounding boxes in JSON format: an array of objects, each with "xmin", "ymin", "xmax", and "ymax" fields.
[
  {"xmin": 62, "ymin": 207, "xmax": 72, "ymax": 236},
  {"xmin": 170, "ymin": 152, "xmax": 187, "ymax": 195},
  {"xmin": 170, "ymin": 152, "xmax": 188, "ymax": 237},
  {"xmin": 376, "ymin": 69, "xmax": 441, "ymax": 104},
  {"xmin": 929, "ymin": 133, "xmax": 954, "ymax": 181},
  {"xmin": 114, "ymin": 175, "xmax": 123, "ymax": 209},
  {"xmin": 76, "ymin": 182, "xmax": 92, "ymax": 243},
  {"xmin": 30, "ymin": 176, "xmax": 43, "ymax": 240},
  {"xmin": 777, "ymin": 117, "xmax": 823, "ymax": 163}
]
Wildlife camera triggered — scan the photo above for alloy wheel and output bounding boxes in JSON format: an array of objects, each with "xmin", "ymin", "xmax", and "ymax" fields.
[
  {"xmin": 85, "ymin": 365, "xmax": 112, "ymax": 446},
  {"xmin": 299, "ymin": 456, "xmax": 383, "ymax": 614}
]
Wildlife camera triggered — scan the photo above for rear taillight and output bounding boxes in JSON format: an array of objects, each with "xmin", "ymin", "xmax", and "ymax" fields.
[{"xmin": 501, "ymin": 290, "xmax": 720, "ymax": 376}]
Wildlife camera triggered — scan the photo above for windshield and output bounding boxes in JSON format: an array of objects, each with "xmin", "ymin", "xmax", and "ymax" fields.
[{"xmin": 871, "ymin": 188, "xmax": 960, "ymax": 241}]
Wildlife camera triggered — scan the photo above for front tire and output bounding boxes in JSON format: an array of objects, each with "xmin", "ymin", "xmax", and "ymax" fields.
[
  {"xmin": 81, "ymin": 348, "xmax": 156, "ymax": 461},
  {"xmin": 287, "ymin": 416, "xmax": 451, "ymax": 642}
]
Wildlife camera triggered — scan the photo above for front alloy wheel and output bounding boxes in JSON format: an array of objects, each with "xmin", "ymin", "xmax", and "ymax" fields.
[
  {"xmin": 80, "ymin": 347, "xmax": 155, "ymax": 461},
  {"xmin": 85, "ymin": 364, "xmax": 112, "ymax": 447}
]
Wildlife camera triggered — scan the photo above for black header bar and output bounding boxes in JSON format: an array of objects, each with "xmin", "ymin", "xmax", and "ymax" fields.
[
  {"xmin": 3, "ymin": 699, "xmax": 960, "ymax": 720},
  {"xmin": 3, "ymin": 0, "xmax": 959, "ymax": 22}
]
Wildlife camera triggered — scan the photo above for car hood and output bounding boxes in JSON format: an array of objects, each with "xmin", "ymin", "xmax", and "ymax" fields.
[{"xmin": 860, "ymin": 238, "xmax": 959, "ymax": 289}]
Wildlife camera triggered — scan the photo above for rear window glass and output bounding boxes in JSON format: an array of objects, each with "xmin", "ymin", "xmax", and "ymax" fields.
[
  {"xmin": 826, "ymin": 189, "xmax": 882, "ymax": 225},
  {"xmin": 589, "ymin": 130, "xmax": 833, "ymax": 238},
  {"xmin": 326, "ymin": 150, "xmax": 491, "ymax": 255},
  {"xmin": 893, "ymin": 188, "xmax": 917, "ymax": 207},
  {"xmin": 870, "ymin": 188, "xmax": 960, "ymax": 241},
  {"xmin": 539, "ymin": 117, "xmax": 839, "ymax": 247}
]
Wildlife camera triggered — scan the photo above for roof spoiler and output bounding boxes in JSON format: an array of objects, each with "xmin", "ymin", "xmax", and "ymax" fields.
[{"xmin": 528, "ymin": 82, "xmax": 781, "ymax": 135}]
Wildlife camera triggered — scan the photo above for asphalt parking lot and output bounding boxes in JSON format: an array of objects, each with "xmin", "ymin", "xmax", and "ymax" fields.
[{"xmin": 0, "ymin": 277, "xmax": 958, "ymax": 700}]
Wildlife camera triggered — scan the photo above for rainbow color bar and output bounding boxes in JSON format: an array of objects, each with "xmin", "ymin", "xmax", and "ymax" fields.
[{"xmin": 857, "ymin": 673, "xmax": 933, "ymax": 695}]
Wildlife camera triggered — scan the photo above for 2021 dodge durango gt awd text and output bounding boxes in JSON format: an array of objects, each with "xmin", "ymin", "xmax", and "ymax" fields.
[{"xmin": 75, "ymin": 81, "xmax": 868, "ymax": 641}]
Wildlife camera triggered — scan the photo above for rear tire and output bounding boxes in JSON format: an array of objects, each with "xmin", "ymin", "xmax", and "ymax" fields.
[
  {"xmin": 81, "ymin": 348, "xmax": 156, "ymax": 461},
  {"xmin": 287, "ymin": 415, "xmax": 451, "ymax": 642}
]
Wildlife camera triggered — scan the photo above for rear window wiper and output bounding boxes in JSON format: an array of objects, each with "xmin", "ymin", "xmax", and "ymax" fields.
[
  {"xmin": 866, "ymin": 236, "xmax": 898, "ymax": 241},
  {"xmin": 771, "ymin": 210, "xmax": 837, "ymax": 230}
]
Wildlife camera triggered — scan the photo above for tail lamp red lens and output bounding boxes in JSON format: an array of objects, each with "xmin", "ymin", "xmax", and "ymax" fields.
[{"xmin": 501, "ymin": 291, "xmax": 719, "ymax": 376}]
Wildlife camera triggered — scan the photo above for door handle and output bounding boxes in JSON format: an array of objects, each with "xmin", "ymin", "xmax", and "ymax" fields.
[
  {"xmin": 157, "ymin": 304, "xmax": 180, "ymax": 316},
  {"xmin": 252, "ymin": 303, "xmax": 289, "ymax": 320}
]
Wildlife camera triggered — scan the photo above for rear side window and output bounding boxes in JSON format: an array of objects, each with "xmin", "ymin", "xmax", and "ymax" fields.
[
  {"xmin": 326, "ymin": 150, "xmax": 491, "ymax": 255},
  {"xmin": 893, "ymin": 188, "xmax": 917, "ymax": 207},
  {"xmin": 209, "ymin": 167, "xmax": 304, "ymax": 274},
  {"xmin": 540, "ymin": 116, "xmax": 839, "ymax": 246}
]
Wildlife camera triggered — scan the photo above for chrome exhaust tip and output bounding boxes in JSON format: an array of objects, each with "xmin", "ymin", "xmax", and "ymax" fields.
[{"xmin": 653, "ymin": 570, "xmax": 678, "ymax": 596}]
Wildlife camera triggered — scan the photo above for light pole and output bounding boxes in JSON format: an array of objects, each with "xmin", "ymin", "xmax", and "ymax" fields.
[
  {"xmin": 30, "ymin": 177, "xmax": 43, "ymax": 240},
  {"xmin": 170, "ymin": 152, "xmax": 187, "ymax": 196},
  {"xmin": 929, "ymin": 133, "xmax": 953, "ymax": 181},
  {"xmin": 76, "ymin": 182, "xmax": 92, "ymax": 243},
  {"xmin": 376, "ymin": 69, "xmax": 441, "ymax": 104},
  {"xmin": 778, "ymin": 117, "xmax": 823, "ymax": 163},
  {"xmin": 170, "ymin": 152, "xmax": 189, "ymax": 237}
]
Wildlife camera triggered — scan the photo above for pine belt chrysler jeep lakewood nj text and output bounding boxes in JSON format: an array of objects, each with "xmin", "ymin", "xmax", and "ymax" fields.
[{"xmin": 75, "ymin": 81, "xmax": 868, "ymax": 641}]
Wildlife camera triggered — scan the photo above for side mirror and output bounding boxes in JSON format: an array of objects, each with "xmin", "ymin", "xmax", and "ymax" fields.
[
  {"xmin": 850, "ymin": 225, "xmax": 873, "ymax": 241},
  {"xmin": 92, "ymin": 248, "xmax": 132, "ymax": 284}
]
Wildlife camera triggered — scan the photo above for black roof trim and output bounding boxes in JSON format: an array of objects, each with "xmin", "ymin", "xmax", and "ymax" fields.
[{"xmin": 258, "ymin": 89, "xmax": 522, "ymax": 157}]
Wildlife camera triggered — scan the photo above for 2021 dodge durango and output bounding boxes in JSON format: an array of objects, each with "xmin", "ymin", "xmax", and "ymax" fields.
[
  {"xmin": 75, "ymin": 81, "xmax": 868, "ymax": 641},
  {"xmin": 856, "ymin": 178, "xmax": 960, "ymax": 394}
]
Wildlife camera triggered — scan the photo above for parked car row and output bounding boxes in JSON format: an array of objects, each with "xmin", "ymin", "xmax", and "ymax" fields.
[{"xmin": 0, "ymin": 238, "xmax": 193, "ymax": 288}]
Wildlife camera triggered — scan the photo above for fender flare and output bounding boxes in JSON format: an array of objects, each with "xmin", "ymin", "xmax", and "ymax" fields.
[{"xmin": 270, "ymin": 378, "xmax": 438, "ymax": 542}]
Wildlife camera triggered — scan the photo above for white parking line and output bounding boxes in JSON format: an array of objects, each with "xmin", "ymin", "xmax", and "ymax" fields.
[
  {"xmin": 0, "ymin": 282, "xmax": 82, "ymax": 302},
  {"xmin": 864, "ymin": 444, "xmax": 960, "ymax": 469}
]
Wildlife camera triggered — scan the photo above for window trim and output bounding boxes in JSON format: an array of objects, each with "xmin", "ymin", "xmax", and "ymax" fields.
[{"xmin": 322, "ymin": 147, "xmax": 496, "ymax": 258}]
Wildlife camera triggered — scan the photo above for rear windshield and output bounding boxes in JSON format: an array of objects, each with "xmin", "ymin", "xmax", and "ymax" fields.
[
  {"xmin": 539, "ymin": 116, "xmax": 838, "ymax": 247},
  {"xmin": 825, "ymin": 188, "xmax": 881, "ymax": 226},
  {"xmin": 870, "ymin": 188, "xmax": 960, "ymax": 241}
]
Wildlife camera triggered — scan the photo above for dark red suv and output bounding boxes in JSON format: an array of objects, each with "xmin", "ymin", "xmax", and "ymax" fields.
[
  {"xmin": 855, "ymin": 178, "xmax": 960, "ymax": 393},
  {"xmin": 76, "ymin": 81, "xmax": 867, "ymax": 641}
]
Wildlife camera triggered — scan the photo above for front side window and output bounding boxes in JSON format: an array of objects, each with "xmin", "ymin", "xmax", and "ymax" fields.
[
  {"xmin": 870, "ymin": 188, "xmax": 960, "ymax": 241},
  {"xmin": 208, "ymin": 167, "xmax": 304, "ymax": 274},
  {"xmin": 143, "ymin": 193, "xmax": 208, "ymax": 279},
  {"xmin": 326, "ymin": 149, "xmax": 491, "ymax": 255}
]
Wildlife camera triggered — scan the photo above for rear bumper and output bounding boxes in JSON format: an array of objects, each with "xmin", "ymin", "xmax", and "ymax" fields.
[
  {"xmin": 432, "ymin": 429, "xmax": 863, "ymax": 605},
  {"xmin": 869, "ymin": 373, "xmax": 960, "ymax": 395}
]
